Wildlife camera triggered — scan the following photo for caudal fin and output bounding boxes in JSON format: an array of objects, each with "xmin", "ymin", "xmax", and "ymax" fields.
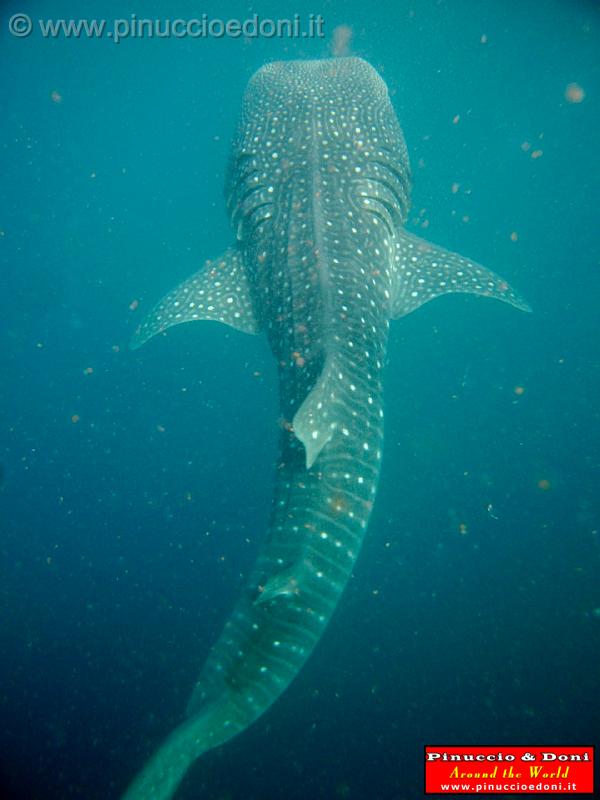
[{"xmin": 122, "ymin": 699, "xmax": 243, "ymax": 800}]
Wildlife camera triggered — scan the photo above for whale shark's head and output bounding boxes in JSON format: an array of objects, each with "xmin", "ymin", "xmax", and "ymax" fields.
[
  {"xmin": 232, "ymin": 56, "xmax": 409, "ymax": 173},
  {"xmin": 248, "ymin": 56, "xmax": 388, "ymax": 97},
  {"xmin": 227, "ymin": 57, "xmax": 411, "ymax": 259}
]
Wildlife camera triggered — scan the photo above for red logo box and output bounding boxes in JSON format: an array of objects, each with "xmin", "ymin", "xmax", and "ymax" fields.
[{"xmin": 425, "ymin": 745, "xmax": 594, "ymax": 794}]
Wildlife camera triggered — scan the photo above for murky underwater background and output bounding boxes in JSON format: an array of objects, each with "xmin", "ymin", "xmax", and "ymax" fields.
[{"xmin": 1, "ymin": 0, "xmax": 599, "ymax": 798}]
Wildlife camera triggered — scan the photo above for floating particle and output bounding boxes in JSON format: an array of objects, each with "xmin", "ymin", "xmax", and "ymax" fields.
[
  {"xmin": 510, "ymin": 231, "xmax": 519, "ymax": 242},
  {"xmin": 451, "ymin": 182, "xmax": 460, "ymax": 194},
  {"xmin": 480, "ymin": 34, "xmax": 488, "ymax": 44},
  {"xmin": 537, "ymin": 479, "xmax": 551, "ymax": 491},
  {"xmin": 531, "ymin": 149, "xmax": 543, "ymax": 159},
  {"xmin": 50, "ymin": 90, "xmax": 62, "ymax": 104},
  {"xmin": 521, "ymin": 141, "xmax": 531, "ymax": 152},
  {"xmin": 452, "ymin": 114, "xmax": 460, "ymax": 124},
  {"xmin": 331, "ymin": 24, "xmax": 353, "ymax": 57},
  {"xmin": 292, "ymin": 351, "xmax": 306, "ymax": 367},
  {"xmin": 112, "ymin": 345, "xmax": 120, "ymax": 353},
  {"xmin": 565, "ymin": 82, "xmax": 585, "ymax": 103},
  {"xmin": 514, "ymin": 385, "xmax": 525, "ymax": 396},
  {"xmin": 71, "ymin": 414, "xmax": 80, "ymax": 424},
  {"xmin": 279, "ymin": 417, "xmax": 294, "ymax": 433},
  {"xmin": 129, "ymin": 299, "xmax": 139, "ymax": 311},
  {"xmin": 156, "ymin": 424, "xmax": 166, "ymax": 433},
  {"xmin": 458, "ymin": 522, "xmax": 468, "ymax": 535},
  {"xmin": 83, "ymin": 366, "xmax": 94, "ymax": 375}
]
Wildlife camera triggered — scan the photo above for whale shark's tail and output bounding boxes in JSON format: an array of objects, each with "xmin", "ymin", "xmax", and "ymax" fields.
[{"xmin": 122, "ymin": 696, "xmax": 246, "ymax": 800}]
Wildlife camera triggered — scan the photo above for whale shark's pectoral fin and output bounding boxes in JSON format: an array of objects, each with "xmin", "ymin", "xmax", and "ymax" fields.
[
  {"xmin": 390, "ymin": 228, "xmax": 532, "ymax": 319},
  {"xmin": 130, "ymin": 248, "xmax": 260, "ymax": 350}
]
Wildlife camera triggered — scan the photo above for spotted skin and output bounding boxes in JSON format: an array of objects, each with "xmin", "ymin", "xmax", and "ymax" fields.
[{"xmin": 124, "ymin": 58, "xmax": 529, "ymax": 800}]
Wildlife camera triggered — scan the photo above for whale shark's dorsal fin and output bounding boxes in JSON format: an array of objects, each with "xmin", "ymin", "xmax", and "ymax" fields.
[
  {"xmin": 292, "ymin": 356, "xmax": 341, "ymax": 469},
  {"xmin": 391, "ymin": 229, "xmax": 532, "ymax": 318},
  {"xmin": 130, "ymin": 248, "xmax": 259, "ymax": 350}
]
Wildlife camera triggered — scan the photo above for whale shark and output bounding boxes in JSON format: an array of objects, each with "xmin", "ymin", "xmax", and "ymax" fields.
[{"xmin": 123, "ymin": 57, "xmax": 530, "ymax": 799}]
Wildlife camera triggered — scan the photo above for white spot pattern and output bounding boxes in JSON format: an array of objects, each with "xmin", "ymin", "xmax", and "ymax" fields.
[
  {"xmin": 130, "ymin": 248, "xmax": 259, "ymax": 350},
  {"xmin": 390, "ymin": 229, "xmax": 531, "ymax": 319}
]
